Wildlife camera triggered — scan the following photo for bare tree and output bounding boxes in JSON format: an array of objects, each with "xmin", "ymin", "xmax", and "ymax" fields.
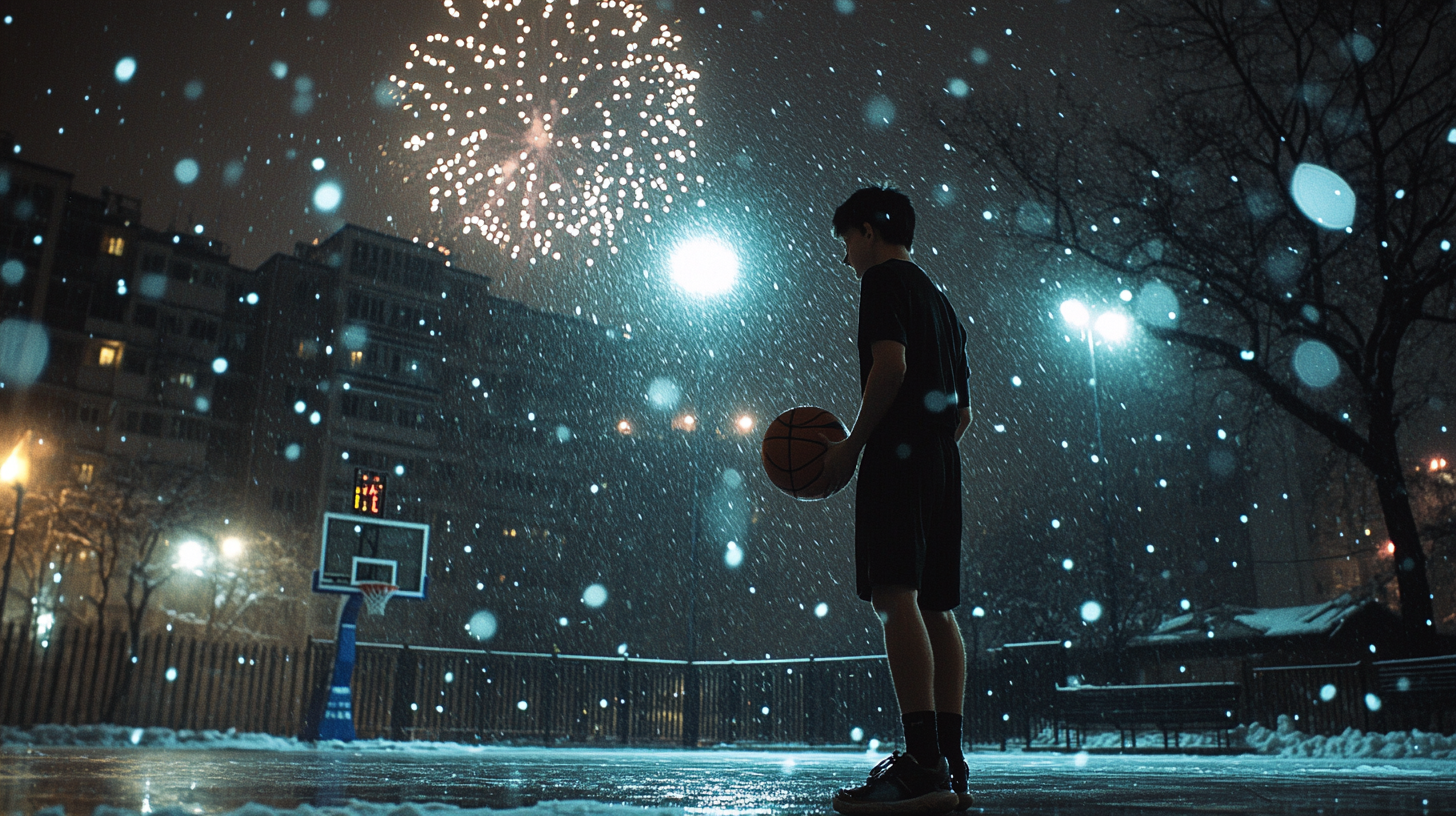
[
  {"xmin": 938, "ymin": 0, "xmax": 1456, "ymax": 645},
  {"xmin": 167, "ymin": 525, "xmax": 311, "ymax": 642},
  {"xmin": 52, "ymin": 459, "xmax": 217, "ymax": 715}
]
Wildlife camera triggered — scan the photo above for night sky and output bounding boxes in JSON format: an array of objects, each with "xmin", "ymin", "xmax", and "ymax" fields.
[
  {"xmin": 0, "ymin": 0, "xmax": 1112, "ymax": 317},
  {"xmin": 9, "ymin": 0, "xmax": 1331, "ymax": 653}
]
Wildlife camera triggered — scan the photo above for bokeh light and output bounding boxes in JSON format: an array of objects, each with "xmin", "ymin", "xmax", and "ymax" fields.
[{"xmin": 467, "ymin": 609, "xmax": 499, "ymax": 641}]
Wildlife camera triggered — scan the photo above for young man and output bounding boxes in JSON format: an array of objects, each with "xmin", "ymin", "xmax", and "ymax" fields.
[{"xmin": 818, "ymin": 187, "xmax": 973, "ymax": 816}]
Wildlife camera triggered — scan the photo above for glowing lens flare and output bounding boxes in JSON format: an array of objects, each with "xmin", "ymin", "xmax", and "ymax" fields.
[{"xmin": 388, "ymin": 0, "xmax": 704, "ymax": 268}]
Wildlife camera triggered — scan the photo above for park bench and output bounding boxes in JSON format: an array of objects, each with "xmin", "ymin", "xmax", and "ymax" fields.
[
  {"xmin": 1052, "ymin": 682, "xmax": 1242, "ymax": 751},
  {"xmin": 1374, "ymin": 654, "xmax": 1456, "ymax": 732}
]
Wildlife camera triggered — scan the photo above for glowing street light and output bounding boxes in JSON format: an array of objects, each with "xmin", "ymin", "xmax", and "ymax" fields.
[
  {"xmin": 1058, "ymin": 298, "xmax": 1132, "ymax": 663},
  {"xmin": 667, "ymin": 234, "xmax": 739, "ymax": 748},
  {"xmin": 616, "ymin": 419, "xmax": 634, "ymax": 436},
  {"xmin": 1059, "ymin": 298, "xmax": 1091, "ymax": 328},
  {"xmin": 735, "ymin": 414, "xmax": 755, "ymax": 434},
  {"xmin": 220, "ymin": 536, "xmax": 245, "ymax": 559},
  {"xmin": 175, "ymin": 540, "xmax": 207, "ymax": 571},
  {"xmin": 0, "ymin": 433, "xmax": 31, "ymax": 630},
  {"xmin": 1093, "ymin": 311, "xmax": 1130, "ymax": 344},
  {"xmin": 670, "ymin": 237, "xmax": 739, "ymax": 297}
]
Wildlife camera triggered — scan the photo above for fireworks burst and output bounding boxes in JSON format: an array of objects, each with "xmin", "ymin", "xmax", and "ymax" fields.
[{"xmin": 386, "ymin": 0, "xmax": 704, "ymax": 267}]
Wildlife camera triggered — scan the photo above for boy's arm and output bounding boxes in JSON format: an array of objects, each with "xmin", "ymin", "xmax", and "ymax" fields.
[
  {"xmin": 845, "ymin": 340, "xmax": 908, "ymax": 450},
  {"xmin": 954, "ymin": 406, "xmax": 971, "ymax": 443},
  {"xmin": 817, "ymin": 340, "xmax": 905, "ymax": 495}
]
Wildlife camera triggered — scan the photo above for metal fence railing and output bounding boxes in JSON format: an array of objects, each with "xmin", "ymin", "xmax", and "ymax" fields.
[
  {"xmin": 5, "ymin": 622, "xmax": 1452, "ymax": 746},
  {"xmin": 1, "ymin": 624, "xmax": 308, "ymax": 735}
]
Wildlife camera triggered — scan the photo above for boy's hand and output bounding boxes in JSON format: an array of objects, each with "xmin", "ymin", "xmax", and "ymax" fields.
[{"xmin": 813, "ymin": 434, "xmax": 861, "ymax": 497}]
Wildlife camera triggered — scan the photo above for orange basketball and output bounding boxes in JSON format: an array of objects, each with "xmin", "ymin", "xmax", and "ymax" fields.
[{"xmin": 761, "ymin": 406, "xmax": 848, "ymax": 500}]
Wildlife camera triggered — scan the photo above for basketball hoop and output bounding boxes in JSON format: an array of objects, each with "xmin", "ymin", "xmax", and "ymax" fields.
[{"xmin": 356, "ymin": 582, "xmax": 398, "ymax": 616}]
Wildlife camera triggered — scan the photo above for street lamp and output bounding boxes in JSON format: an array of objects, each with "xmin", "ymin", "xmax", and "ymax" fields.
[
  {"xmin": 220, "ymin": 536, "xmax": 245, "ymax": 560},
  {"xmin": 669, "ymin": 234, "xmax": 739, "ymax": 747},
  {"xmin": 1059, "ymin": 299, "xmax": 1130, "ymax": 671},
  {"xmin": 0, "ymin": 433, "xmax": 32, "ymax": 630}
]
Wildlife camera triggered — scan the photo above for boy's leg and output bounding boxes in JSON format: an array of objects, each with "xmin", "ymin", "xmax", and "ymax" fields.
[
  {"xmin": 871, "ymin": 585, "xmax": 938, "ymax": 764},
  {"xmin": 924, "ymin": 610, "xmax": 965, "ymax": 714},
  {"xmin": 924, "ymin": 611, "xmax": 966, "ymax": 755}
]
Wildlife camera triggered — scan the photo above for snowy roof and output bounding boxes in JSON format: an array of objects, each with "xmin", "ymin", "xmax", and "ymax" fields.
[{"xmin": 1130, "ymin": 594, "xmax": 1386, "ymax": 647}]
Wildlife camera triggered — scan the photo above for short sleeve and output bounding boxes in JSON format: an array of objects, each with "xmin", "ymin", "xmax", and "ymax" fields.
[
  {"xmin": 858, "ymin": 268, "xmax": 908, "ymax": 348},
  {"xmin": 954, "ymin": 320, "xmax": 971, "ymax": 408}
]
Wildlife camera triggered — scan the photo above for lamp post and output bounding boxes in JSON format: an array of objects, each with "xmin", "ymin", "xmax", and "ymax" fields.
[
  {"xmin": 1059, "ymin": 300, "xmax": 1130, "ymax": 672},
  {"xmin": 0, "ymin": 433, "xmax": 32, "ymax": 631},
  {"xmin": 669, "ymin": 236, "xmax": 738, "ymax": 747}
]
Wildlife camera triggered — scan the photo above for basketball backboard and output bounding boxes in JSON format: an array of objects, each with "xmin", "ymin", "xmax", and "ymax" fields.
[{"xmin": 314, "ymin": 512, "xmax": 430, "ymax": 598}]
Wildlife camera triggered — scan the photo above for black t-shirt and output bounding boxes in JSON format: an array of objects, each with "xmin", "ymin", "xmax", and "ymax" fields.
[{"xmin": 857, "ymin": 258, "xmax": 970, "ymax": 440}]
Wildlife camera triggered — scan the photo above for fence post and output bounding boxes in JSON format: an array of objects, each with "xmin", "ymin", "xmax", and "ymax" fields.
[
  {"xmin": 617, "ymin": 657, "xmax": 632, "ymax": 745},
  {"xmin": 390, "ymin": 644, "xmax": 416, "ymax": 741},
  {"xmin": 543, "ymin": 653, "xmax": 559, "ymax": 744},
  {"xmin": 682, "ymin": 661, "xmax": 700, "ymax": 747}
]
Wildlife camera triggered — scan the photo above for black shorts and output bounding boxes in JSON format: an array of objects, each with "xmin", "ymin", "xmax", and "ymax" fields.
[{"xmin": 854, "ymin": 432, "xmax": 962, "ymax": 611}]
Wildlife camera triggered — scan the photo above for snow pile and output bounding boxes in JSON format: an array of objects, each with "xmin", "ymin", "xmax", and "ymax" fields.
[
  {"xmin": 1, "ymin": 724, "xmax": 303, "ymax": 750},
  {"xmin": 1030, "ymin": 726, "xmax": 1228, "ymax": 750},
  {"xmin": 0, "ymin": 724, "xmax": 508, "ymax": 753},
  {"xmin": 1244, "ymin": 715, "xmax": 1456, "ymax": 760},
  {"xmin": 44, "ymin": 801, "xmax": 679, "ymax": 816}
]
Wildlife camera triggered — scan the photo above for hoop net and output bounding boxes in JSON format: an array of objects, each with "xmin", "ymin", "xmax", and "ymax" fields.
[{"xmin": 356, "ymin": 582, "xmax": 398, "ymax": 616}]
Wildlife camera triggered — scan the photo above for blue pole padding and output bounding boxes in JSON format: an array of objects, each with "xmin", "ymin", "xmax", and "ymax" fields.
[{"xmin": 316, "ymin": 593, "xmax": 364, "ymax": 741}]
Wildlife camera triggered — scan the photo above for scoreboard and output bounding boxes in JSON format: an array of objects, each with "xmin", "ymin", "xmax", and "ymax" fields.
[{"xmin": 353, "ymin": 469, "xmax": 386, "ymax": 516}]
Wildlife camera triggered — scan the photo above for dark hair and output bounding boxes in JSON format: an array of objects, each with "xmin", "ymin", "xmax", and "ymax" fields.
[{"xmin": 832, "ymin": 186, "xmax": 916, "ymax": 249}]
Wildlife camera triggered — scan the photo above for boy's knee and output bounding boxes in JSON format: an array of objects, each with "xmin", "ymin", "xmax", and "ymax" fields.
[
  {"xmin": 925, "ymin": 609, "xmax": 958, "ymax": 629},
  {"xmin": 870, "ymin": 584, "xmax": 918, "ymax": 614}
]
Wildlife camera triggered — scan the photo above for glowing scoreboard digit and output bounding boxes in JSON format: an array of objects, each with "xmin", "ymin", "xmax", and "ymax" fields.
[{"xmin": 353, "ymin": 469, "xmax": 386, "ymax": 516}]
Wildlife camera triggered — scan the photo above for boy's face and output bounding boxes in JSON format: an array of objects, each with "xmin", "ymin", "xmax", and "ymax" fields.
[{"xmin": 839, "ymin": 223, "xmax": 878, "ymax": 279}]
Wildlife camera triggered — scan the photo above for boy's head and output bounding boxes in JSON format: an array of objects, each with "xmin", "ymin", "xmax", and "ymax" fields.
[{"xmin": 832, "ymin": 186, "xmax": 915, "ymax": 250}]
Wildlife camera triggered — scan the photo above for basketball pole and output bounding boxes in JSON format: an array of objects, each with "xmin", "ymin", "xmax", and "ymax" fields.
[{"xmin": 311, "ymin": 592, "xmax": 364, "ymax": 741}]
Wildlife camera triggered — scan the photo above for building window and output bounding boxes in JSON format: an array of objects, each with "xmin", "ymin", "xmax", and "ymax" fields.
[
  {"xmin": 77, "ymin": 403, "xmax": 104, "ymax": 427},
  {"xmin": 349, "ymin": 350, "xmax": 364, "ymax": 367},
  {"xmin": 97, "ymin": 342, "xmax": 123, "ymax": 367},
  {"xmin": 296, "ymin": 339, "xmax": 319, "ymax": 360},
  {"xmin": 77, "ymin": 463, "xmax": 95, "ymax": 484},
  {"xmin": 170, "ymin": 372, "xmax": 197, "ymax": 388},
  {"xmin": 104, "ymin": 235, "xmax": 126, "ymax": 256}
]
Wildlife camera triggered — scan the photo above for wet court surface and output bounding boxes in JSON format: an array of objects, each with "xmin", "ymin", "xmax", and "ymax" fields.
[{"xmin": 2, "ymin": 746, "xmax": 1455, "ymax": 816}]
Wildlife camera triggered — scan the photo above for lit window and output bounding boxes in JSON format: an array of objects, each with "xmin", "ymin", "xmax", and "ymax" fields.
[
  {"xmin": 77, "ymin": 463, "xmax": 95, "ymax": 484},
  {"xmin": 97, "ymin": 344, "xmax": 122, "ymax": 367},
  {"xmin": 349, "ymin": 350, "xmax": 364, "ymax": 367},
  {"xmin": 104, "ymin": 235, "xmax": 126, "ymax": 256}
]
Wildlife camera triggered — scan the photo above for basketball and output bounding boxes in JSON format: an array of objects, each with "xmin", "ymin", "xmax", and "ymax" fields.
[{"xmin": 761, "ymin": 406, "xmax": 849, "ymax": 500}]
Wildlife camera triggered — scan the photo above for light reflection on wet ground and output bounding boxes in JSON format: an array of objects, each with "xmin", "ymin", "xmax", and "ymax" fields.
[{"xmin": 2, "ymin": 747, "xmax": 1455, "ymax": 815}]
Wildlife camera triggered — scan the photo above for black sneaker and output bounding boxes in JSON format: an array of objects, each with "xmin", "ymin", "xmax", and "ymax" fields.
[
  {"xmin": 948, "ymin": 757, "xmax": 975, "ymax": 811},
  {"xmin": 831, "ymin": 752, "xmax": 958, "ymax": 816}
]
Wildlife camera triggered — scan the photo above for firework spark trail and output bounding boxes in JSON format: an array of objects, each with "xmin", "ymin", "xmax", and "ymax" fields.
[{"xmin": 387, "ymin": 0, "xmax": 704, "ymax": 268}]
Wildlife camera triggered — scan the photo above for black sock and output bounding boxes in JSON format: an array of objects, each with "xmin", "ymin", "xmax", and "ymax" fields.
[
  {"xmin": 901, "ymin": 710, "xmax": 940, "ymax": 765},
  {"xmin": 936, "ymin": 712, "xmax": 964, "ymax": 762}
]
